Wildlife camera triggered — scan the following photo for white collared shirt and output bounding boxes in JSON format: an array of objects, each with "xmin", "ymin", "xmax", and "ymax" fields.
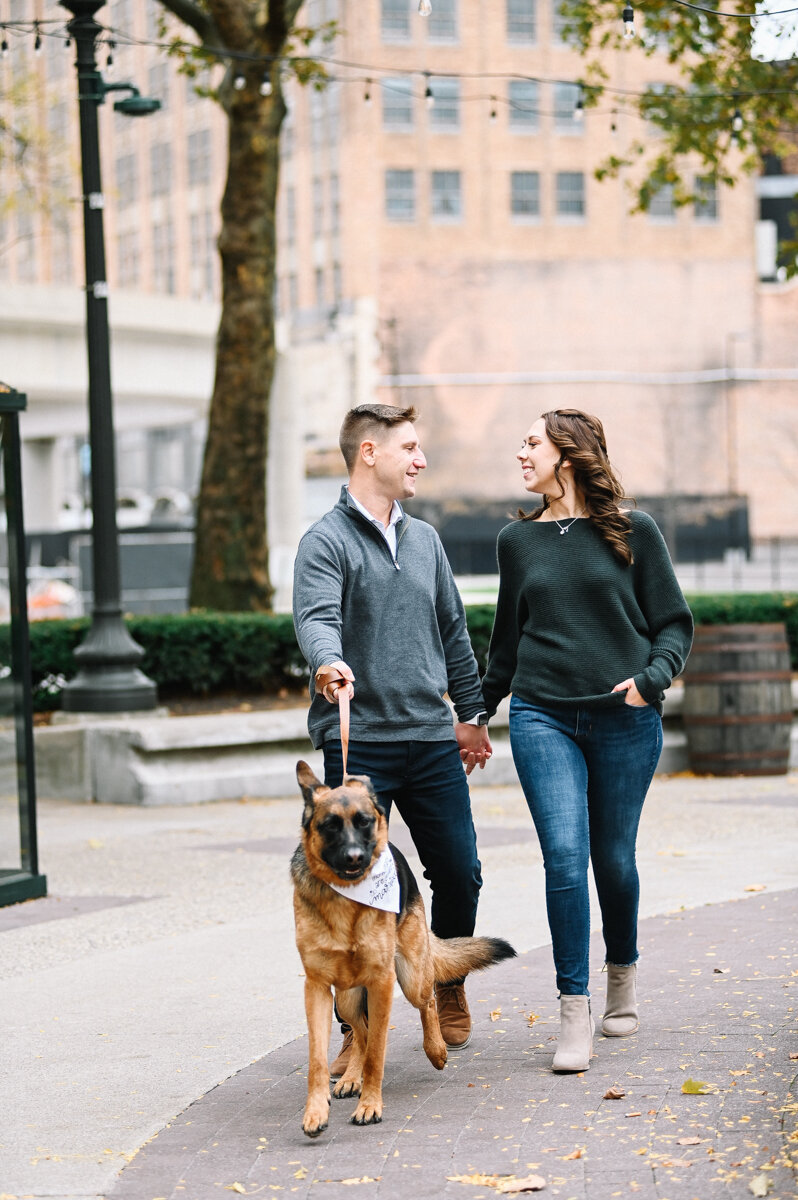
[{"xmin": 347, "ymin": 489, "xmax": 403, "ymax": 559}]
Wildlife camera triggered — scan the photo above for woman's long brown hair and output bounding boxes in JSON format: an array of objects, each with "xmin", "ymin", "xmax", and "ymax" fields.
[{"xmin": 520, "ymin": 408, "xmax": 634, "ymax": 565}]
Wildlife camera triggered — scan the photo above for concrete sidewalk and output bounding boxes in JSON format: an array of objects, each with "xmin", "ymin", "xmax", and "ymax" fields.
[{"xmin": 1, "ymin": 770, "xmax": 797, "ymax": 1199}]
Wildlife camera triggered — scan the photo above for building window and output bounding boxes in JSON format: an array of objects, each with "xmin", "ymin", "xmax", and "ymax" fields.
[
  {"xmin": 381, "ymin": 0, "xmax": 410, "ymax": 41},
  {"xmin": 555, "ymin": 171, "xmax": 585, "ymax": 218},
  {"xmin": 148, "ymin": 62, "xmax": 169, "ymax": 109},
  {"xmin": 332, "ymin": 261, "xmax": 343, "ymax": 303},
  {"xmin": 431, "ymin": 170, "xmax": 462, "ymax": 221},
  {"xmin": 551, "ymin": 0, "xmax": 569, "ymax": 43},
  {"xmin": 327, "ymin": 82, "xmax": 341, "ymax": 142},
  {"xmin": 312, "ymin": 176, "xmax": 324, "ymax": 238},
  {"xmin": 150, "ymin": 143, "xmax": 172, "ymax": 196},
  {"xmin": 146, "ymin": 0, "xmax": 161, "ymax": 40},
  {"xmin": 694, "ymin": 176, "xmax": 718, "ymax": 222},
  {"xmin": 117, "ymin": 228, "xmax": 140, "ymax": 289},
  {"xmin": 648, "ymin": 183, "xmax": 675, "ymax": 220},
  {"xmin": 51, "ymin": 216, "xmax": 73, "ymax": 284},
  {"xmin": 115, "ymin": 153, "xmax": 138, "ymax": 207},
  {"xmin": 190, "ymin": 211, "xmax": 216, "ymax": 300},
  {"xmin": 330, "ymin": 173, "xmax": 340, "ymax": 235},
  {"xmin": 508, "ymin": 80, "xmax": 540, "ymax": 131},
  {"xmin": 288, "ymin": 273, "xmax": 299, "ymax": 311},
  {"xmin": 507, "ymin": 0, "xmax": 536, "ymax": 42},
  {"xmin": 385, "ymin": 169, "xmax": 415, "ymax": 222},
  {"xmin": 152, "ymin": 219, "xmax": 175, "ymax": 293},
  {"xmin": 315, "ymin": 266, "xmax": 325, "ymax": 307},
  {"xmin": 553, "ymin": 82, "xmax": 582, "ymax": 132},
  {"xmin": 382, "ymin": 77, "xmax": 414, "ymax": 130},
  {"xmin": 310, "ymin": 89, "xmax": 325, "ymax": 150},
  {"xmin": 187, "ymin": 129, "xmax": 212, "ymax": 187},
  {"xmin": 428, "ymin": 0, "xmax": 458, "ymax": 42},
  {"xmin": 429, "ymin": 77, "xmax": 460, "ymax": 130},
  {"xmin": 511, "ymin": 171, "xmax": 540, "ymax": 218}
]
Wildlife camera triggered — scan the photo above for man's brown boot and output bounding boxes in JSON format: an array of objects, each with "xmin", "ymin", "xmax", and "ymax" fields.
[
  {"xmin": 329, "ymin": 1027, "xmax": 353, "ymax": 1079},
  {"xmin": 435, "ymin": 983, "xmax": 472, "ymax": 1050}
]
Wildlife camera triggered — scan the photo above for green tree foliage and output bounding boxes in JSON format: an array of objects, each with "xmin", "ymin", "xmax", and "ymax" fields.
[{"xmin": 560, "ymin": 0, "xmax": 798, "ymax": 247}]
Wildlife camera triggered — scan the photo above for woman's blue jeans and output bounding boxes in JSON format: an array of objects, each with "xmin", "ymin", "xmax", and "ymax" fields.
[{"xmin": 509, "ymin": 697, "xmax": 663, "ymax": 996}]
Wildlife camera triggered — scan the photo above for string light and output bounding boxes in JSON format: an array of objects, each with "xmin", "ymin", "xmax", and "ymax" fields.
[
  {"xmin": 622, "ymin": 5, "xmax": 635, "ymax": 38},
  {"xmin": 33, "ymin": 21, "xmax": 42, "ymax": 54},
  {"xmin": 233, "ymin": 71, "xmax": 246, "ymax": 91},
  {"xmin": 418, "ymin": 0, "xmax": 432, "ymax": 15},
  {"xmin": 364, "ymin": 77, "xmax": 372, "ymax": 104},
  {"xmin": 106, "ymin": 38, "xmax": 115, "ymax": 73},
  {"xmin": 259, "ymin": 71, "xmax": 273, "ymax": 96},
  {"xmin": 574, "ymin": 88, "xmax": 585, "ymax": 120},
  {"xmin": 490, "ymin": 95, "xmax": 498, "ymax": 122},
  {"xmin": 731, "ymin": 107, "xmax": 744, "ymax": 133},
  {"xmin": 1, "ymin": 34, "xmax": 8, "ymax": 59},
  {"xmin": 425, "ymin": 75, "xmax": 434, "ymax": 108}
]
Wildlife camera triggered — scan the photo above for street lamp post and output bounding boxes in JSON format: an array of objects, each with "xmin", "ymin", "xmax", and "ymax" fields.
[{"xmin": 60, "ymin": 0, "xmax": 159, "ymax": 712}]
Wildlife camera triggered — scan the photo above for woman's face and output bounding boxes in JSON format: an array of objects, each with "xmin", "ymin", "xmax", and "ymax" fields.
[{"xmin": 517, "ymin": 417, "xmax": 566, "ymax": 497}]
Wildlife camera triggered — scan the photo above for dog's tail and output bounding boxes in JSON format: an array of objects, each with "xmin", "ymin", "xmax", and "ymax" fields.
[{"xmin": 429, "ymin": 933, "xmax": 516, "ymax": 984}]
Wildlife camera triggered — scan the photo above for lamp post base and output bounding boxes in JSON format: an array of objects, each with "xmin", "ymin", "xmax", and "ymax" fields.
[{"xmin": 61, "ymin": 612, "xmax": 158, "ymax": 713}]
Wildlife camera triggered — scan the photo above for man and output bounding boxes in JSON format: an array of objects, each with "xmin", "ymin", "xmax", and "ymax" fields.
[{"xmin": 292, "ymin": 403, "xmax": 492, "ymax": 1072}]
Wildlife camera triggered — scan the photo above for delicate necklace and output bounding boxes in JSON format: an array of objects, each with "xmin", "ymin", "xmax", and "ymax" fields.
[{"xmin": 552, "ymin": 506, "xmax": 585, "ymax": 536}]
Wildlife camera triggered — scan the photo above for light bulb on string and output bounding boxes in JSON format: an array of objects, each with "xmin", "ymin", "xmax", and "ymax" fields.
[
  {"xmin": 364, "ymin": 78, "xmax": 372, "ymax": 105},
  {"xmin": 418, "ymin": 0, "xmax": 432, "ymax": 15},
  {"xmin": 233, "ymin": 71, "xmax": 246, "ymax": 91},
  {"xmin": 259, "ymin": 72, "xmax": 273, "ymax": 96},
  {"xmin": 490, "ymin": 95, "xmax": 498, "ymax": 123},
  {"xmin": 106, "ymin": 39, "xmax": 115, "ymax": 74},
  {"xmin": 1, "ymin": 34, "xmax": 8, "ymax": 59},
  {"xmin": 622, "ymin": 5, "xmax": 635, "ymax": 38},
  {"xmin": 574, "ymin": 88, "xmax": 585, "ymax": 121},
  {"xmin": 425, "ymin": 76, "xmax": 434, "ymax": 108},
  {"xmin": 34, "ymin": 22, "xmax": 42, "ymax": 54},
  {"xmin": 610, "ymin": 107, "xmax": 618, "ymax": 134},
  {"xmin": 731, "ymin": 107, "xmax": 744, "ymax": 133}
]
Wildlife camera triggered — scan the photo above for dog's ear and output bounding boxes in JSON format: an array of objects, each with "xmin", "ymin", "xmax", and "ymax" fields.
[
  {"xmin": 296, "ymin": 760, "xmax": 326, "ymax": 828},
  {"xmin": 345, "ymin": 774, "xmax": 386, "ymax": 818}
]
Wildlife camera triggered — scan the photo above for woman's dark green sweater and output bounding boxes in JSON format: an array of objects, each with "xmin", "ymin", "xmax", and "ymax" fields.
[{"xmin": 481, "ymin": 510, "xmax": 693, "ymax": 717}]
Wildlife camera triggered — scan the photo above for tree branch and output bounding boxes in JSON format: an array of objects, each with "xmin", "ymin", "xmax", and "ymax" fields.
[{"xmin": 156, "ymin": 0, "xmax": 217, "ymax": 46}]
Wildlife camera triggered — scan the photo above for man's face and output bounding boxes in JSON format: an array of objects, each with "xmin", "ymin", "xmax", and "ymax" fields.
[{"xmin": 371, "ymin": 422, "xmax": 427, "ymax": 500}]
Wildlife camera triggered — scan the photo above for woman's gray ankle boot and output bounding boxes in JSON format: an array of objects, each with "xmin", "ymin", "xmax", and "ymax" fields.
[
  {"xmin": 602, "ymin": 964, "xmax": 639, "ymax": 1037},
  {"xmin": 552, "ymin": 995, "xmax": 594, "ymax": 1072}
]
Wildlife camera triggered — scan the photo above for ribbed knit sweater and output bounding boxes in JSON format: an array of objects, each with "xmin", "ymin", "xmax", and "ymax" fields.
[
  {"xmin": 481, "ymin": 510, "xmax": 693, "ymax": 717},
  {"xmin": 293, "ymin": 487, "xmax": 485, "ymax": 749}
]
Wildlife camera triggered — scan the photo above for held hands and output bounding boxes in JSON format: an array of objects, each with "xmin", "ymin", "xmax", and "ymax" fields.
[
  {"xmin": 612, "ymin": 678, "xmax": 649, "ymax": 707},
  {"xmin": 455, "ymin": 722, "xmax": 493, "ymax": 775},
  {"xmin": 315, "ymin": 660, "xmax": 355, "ymax": 704}
]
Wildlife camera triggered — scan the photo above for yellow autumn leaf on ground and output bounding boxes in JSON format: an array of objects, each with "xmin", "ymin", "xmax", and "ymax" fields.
[
  {"xmin": 293, "ymin": 1166, "xmax": 308, "ymax": 1179},
  {"xmin": 677, "ymin": 1136, "xmax": 702, "ymax": 1145},
  {"xmin": 749, "ymin": 1174, "xmax": 771, "ymax": 1196},
  {"xmin": 744, "ymin": 884, "xmax": 766, "ymax": 892},
  {"xmin": 527, "ymin": 1012, "xmax": 542, "ymax": 1026},
  {"xmin": 603, "ymin": 1086, "xmax": 625, "ymax": 1100},
  {"xmin": 682, "ymin": 1078, "xmax": 713, "ymax": 1094},
  {"xmin": 497, "ymin": 1175, "xmax": 546, "ymax": 1193},
  {"xmin": 225, "ymin": 1185, "xmax": 246, "ymax": 1195},
  {"xmin": 448, "ymin": 1173, "xmax": 501, "ymax": 1187},
  {"xmin": 563, "ymin": 1148, "xmax": 584, "ymax": 1160},
  {"xmin": 88, "ymin": 838, "xmax": 104, "ymax": 850},
  {"xmin": 490, "ymin": 1008, "xmax": 502, "ymax": 1021}
]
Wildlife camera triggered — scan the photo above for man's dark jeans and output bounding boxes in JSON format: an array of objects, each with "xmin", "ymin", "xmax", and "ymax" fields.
[{"xmin": 322, "ymin": 738, "xmax": 482, "ymax": 939}]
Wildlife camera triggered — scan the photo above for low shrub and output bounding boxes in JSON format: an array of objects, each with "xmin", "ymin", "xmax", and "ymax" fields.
[{"xmin": 1, "ymin": 592, "xmax": 795, "ymax": 711}]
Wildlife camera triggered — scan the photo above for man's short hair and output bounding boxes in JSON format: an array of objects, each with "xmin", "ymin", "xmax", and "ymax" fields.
[{"xmin": 339, "ymin": 404, "xmax": 418, "ymax": 472}]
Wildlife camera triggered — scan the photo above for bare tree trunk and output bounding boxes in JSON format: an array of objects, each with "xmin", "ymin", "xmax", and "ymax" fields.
[{"xmin": 189, "ymin": 81, "xmax": 284, "ymax": 610}]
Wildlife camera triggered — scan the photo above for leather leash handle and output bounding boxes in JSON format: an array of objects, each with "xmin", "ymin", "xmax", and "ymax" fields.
[{"xmin": 314, "ymin": 666, "xmax": 350, "ymax": 777}]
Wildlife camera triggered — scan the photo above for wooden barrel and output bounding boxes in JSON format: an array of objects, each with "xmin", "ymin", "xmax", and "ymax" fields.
[{"xmin": 682, "ymin": 623, "xmax": 794, "ymax": 776}]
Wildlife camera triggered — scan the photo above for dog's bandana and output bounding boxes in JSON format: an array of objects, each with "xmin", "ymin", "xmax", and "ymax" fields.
[{"xmin": 329, "ymin": 847, "xmax": 401, "ymax": 913}]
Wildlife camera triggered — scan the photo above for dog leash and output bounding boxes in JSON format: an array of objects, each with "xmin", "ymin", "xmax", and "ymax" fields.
[{"xmin": 314, "ymin": 665, "xmax": 350, "ymax": 776}]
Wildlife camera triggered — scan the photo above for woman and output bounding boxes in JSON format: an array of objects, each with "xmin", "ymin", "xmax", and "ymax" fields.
[{"xmin": 481, "ymin": 409, "xmax": 693, "ymax": 1073}]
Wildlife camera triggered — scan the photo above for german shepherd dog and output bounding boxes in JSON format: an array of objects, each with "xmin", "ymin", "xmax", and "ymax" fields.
[{"xmin": 292, "ymin": 760, "xmax": 516, "ymax": 1138}]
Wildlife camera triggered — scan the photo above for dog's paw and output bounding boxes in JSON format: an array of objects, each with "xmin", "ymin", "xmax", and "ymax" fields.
[
  {"xmin": 333, "ymin": 1077, "xmax": 362, "ymax": 1099},
  {"xmin": 351, "ymin": 1098, "xmax": 383, "ymax": 1126},
  {"xmin": 425, "ymin": 1041, "xmax": 447, "ymax": 1071},
  {"xmin": 302, "ymin": 1096, "xmax": 330, "ymax": 1139}
]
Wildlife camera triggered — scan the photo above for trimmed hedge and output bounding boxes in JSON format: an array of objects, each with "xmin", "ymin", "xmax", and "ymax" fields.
[{"xmin": 1, "ymin": 592, "xmax": 796, "ymax": 712}]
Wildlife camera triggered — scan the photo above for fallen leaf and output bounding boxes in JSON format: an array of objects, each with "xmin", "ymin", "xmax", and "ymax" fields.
[
  {"xmin": 677, "ymin": 1136, "xmax": 702, "ymax": 1146},
  {"xmin": 225, "ymin": 1186, "xmax": 246, "ymax": 1195},
  {"xmin": 87, "ymin": 838, "xmax": 104, "ymax": 850},
  {"xmin": 662, "ymin": 1158, "xmax": 693, "ymax": 1168},
  {"xmin": 448, "ymin": 1174, "xmax": 500, "ymax": 1187},
  {"xmin": 563, "ymin": 1148, "xmax": 583, "ymax": 1160},
  {"xmin": 340, "ymin": 1178, "xmax": 379, "ymax": 1186},
  {"xmin": 713, "ymin": 967, "xmax": 730, "ymax": 974},
  {"xmin": 744, "ymin": 884, "xmax": 766, "ymax": 892},
  {"xmin": 498, "ymin": 1176, "xmax": 547, "ymax": 1194},
  {"xmin": 490, "ymin": 1008, "xmax": 502, "ymax": 1022},
  {"xmin": 603, "ymin": 1086, "xmax": 625, "ymax": 1100},
  {"xmin": 789, "ymin": 1052, "xmax": 798, "ymax": 1061},
  {"xmin": 625, "ymin": 1111, "xmax": 642, "ymax": 1118},
  {"xmin": 748, "ymin": 1174, "xmax": 771, "ymax": 1197},
  {"xmin": 682, "ymin": 1078, "xmax": 713, "ymax": 1094},
  {"xmin": 293, "ymin": 1166, "xmax": 308, "ymax": 1179},
  {"xmin": 527, "ymin": 1012, "xmax": 542, "ymax": 1026}
]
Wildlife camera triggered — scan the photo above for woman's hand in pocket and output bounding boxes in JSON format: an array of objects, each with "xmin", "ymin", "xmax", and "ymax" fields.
[{"xmin": 612, "ymin": 678, "xmax": 649, "ymax": 707}]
